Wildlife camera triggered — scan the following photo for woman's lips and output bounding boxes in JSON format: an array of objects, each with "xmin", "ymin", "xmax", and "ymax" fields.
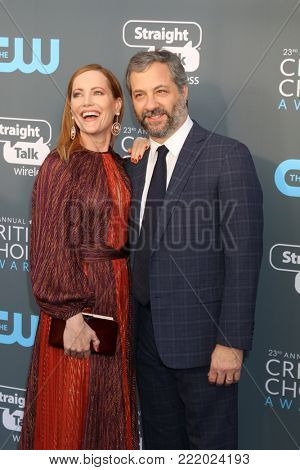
[
  {"xmin": 81, "ymin": 111, "xmax": 100, "ymax": 121},
  {"xmin": 83, "ymin": 115, "xmax": 99, "ymax": 122}
]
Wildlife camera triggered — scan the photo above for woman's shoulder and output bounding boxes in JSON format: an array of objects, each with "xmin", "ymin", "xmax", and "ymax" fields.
[
  {"xmin": 34, "ymin": 149, "xmax": 69, "ymax": 190},
  {"xmin": 39, "ymin": 148, "xmax": 67, "ymax": 173},
  {"xmin": 40, "ymin": 148, "xmax": 61, "ymax": 167},
  {"xmin": 46, "ymin": 148, "xmax": 66, "ymax": 163}
]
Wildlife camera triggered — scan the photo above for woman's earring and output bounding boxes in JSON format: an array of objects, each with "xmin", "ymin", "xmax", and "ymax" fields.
[
  {"xmin": 111, "ymin": 113, "xmax": 121, "ymax": 136},
  {"xmin": 70, "ymin": 116, "xmax": 76, "ymax": 140}
]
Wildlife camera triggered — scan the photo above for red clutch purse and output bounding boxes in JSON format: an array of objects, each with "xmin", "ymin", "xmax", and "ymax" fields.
[{"xmin": 49, "ymin": 312, "xmax": 118, "ymax": 355}]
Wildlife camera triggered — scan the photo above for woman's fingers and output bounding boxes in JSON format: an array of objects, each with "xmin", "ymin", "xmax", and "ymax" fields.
[
  {"xmin": 90, "ymin": 330, "xmax": 100, "ymax": 352},
  {"xmin": 130, "ymin": 138, "xmax": 149, "ymax": 163},
  {"xmin": 63, "ymin": 321, "xmax": 98, "ymax": 358}
]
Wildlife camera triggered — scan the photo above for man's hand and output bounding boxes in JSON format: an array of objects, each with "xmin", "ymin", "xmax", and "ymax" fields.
[{"xmin": 208, "ymin": 344, "xmax": 243, "ymax": 385}]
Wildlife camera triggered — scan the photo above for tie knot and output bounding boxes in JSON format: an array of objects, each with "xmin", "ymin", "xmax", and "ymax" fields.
[{"xmin": 157, "ymin": 145, "xmax": 168, "ymax": 159}]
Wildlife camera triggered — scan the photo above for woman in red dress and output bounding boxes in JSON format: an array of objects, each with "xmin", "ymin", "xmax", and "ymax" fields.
[{"xmin": 20, "ymin": 64, "xmax": 147, "ymax": 450}]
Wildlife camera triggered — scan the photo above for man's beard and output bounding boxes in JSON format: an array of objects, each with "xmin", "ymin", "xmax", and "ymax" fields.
[{"xmin": 136, "ymin": 96, "xmax": 187, "ymax": 139}]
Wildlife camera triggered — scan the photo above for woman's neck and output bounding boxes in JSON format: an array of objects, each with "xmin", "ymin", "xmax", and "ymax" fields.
[{"xmin": 79, "ymin": 132, "xmax": 111, "ymax": 152}]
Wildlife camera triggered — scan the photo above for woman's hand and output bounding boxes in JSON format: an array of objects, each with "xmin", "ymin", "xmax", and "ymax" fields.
[
  {"xmin": 128, "ymin": 137, "xmax": 149, "ymax": 164},
  {"xmin": 63, "ymin": 312, "xmax": 100, "ymax": 359}
]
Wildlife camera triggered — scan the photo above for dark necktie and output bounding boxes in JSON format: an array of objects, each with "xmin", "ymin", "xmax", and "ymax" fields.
[{"xmin": 133, "ymin": 145, "xmax": 169, "ymax": 305}]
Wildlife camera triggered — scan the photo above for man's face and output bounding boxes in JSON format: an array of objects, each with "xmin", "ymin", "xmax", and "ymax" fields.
[{"xmin": 130, "ymin": 62, "xmax": 188, "ymax": 142}]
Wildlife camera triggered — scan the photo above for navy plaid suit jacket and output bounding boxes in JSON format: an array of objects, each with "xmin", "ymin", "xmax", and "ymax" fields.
[{"xmin": 126, "ymin": 120, "xmax": 263, "ymax": 369}]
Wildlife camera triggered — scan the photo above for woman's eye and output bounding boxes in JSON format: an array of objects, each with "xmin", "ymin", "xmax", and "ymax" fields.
[{"xmin": 95, "ymin": 90, "xmax": 103, "ymax": 95}]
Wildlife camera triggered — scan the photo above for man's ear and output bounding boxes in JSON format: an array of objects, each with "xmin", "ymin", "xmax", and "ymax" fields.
[{"xmin": 182, "ymin": 84, "xmax": 189, "ymax": 103}]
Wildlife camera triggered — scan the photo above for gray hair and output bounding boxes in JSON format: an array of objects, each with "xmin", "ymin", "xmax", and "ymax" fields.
[{"xmin": 126, "ymin": 49, "xmax": 188, "ymax": 95}]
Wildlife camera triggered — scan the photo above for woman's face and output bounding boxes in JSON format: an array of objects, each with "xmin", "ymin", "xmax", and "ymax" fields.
[{"xmin": 70, "ymin": 70, "xmax": 121, "ymax": 141}]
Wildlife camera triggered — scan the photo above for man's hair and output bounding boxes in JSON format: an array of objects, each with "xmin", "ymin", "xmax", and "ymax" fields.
[{"xmin": 126, "ymin": 49, "xmax": 188, "ymax": 95}]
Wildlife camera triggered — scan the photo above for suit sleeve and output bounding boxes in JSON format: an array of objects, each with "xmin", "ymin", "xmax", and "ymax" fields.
[
  {"xmin": 29, "ymin": 154, "xmax": 95, "ymax": 319},
  {"xmin": 216, "ymin": 142, "xmax": 263, "ymax": 350}
]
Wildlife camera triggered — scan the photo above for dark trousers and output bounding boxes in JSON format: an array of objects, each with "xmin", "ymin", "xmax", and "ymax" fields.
[{"xmin": 135, "ymin": 301, "xmax": 238, "ymax": 450}]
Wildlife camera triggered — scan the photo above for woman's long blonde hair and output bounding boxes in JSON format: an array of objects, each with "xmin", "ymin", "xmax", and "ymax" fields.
[{"xmin": 57, "ymin": 64, "xmax": 124, "ymax": 161}]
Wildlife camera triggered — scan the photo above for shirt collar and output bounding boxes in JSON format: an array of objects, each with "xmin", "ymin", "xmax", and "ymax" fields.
[{"xmin": 149, "ymin": 115, "xmax": 193, "ymax": 158}]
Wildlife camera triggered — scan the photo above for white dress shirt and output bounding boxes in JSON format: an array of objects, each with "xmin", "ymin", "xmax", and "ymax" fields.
[{"xmin": 139, "ymin": 115, "xmax": 193, "ymax": 229}]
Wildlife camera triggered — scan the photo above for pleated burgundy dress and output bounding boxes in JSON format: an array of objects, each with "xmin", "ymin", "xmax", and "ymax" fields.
[{"xmin": 20, "ymin": 148, "xmax": 138, "ymax": 450}]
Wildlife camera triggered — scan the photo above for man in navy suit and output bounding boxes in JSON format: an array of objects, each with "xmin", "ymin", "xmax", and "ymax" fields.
[{"xmin": 125, "ymin": 50, "xmax": 263, "ymax": 450}]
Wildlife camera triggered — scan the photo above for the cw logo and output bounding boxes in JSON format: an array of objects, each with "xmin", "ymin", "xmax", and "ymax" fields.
[
  {"xmin": 0, "ymin": 37, "xmax": 59, "ymax": 74},
  {"xmin": 274, "ymin": 159, "xmax": 300, "ymax": 197},
  {"xmin": 0, "ymin": 311, "xmax": 38, "ymax": 347}
]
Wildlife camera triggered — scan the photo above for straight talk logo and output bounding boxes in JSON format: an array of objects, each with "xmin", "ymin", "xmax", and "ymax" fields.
[
  {"xmin": 0, "ymin": 117, "xmax": 52, "ymax": 176},
  {"xmin": 123, "ymin": 20, "xmax": 202, "ymax": 74},
  {"xmin": 269, "ymin": 243, "xmax": 300, "ymax": 293},
  {"xmin": 0, "ymin": 385, "xmax": 26, "ymax": 446}
]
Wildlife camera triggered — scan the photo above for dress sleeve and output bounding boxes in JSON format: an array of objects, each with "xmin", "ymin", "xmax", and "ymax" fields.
[{"xmin": 30, "ymin": 152, "xmax": 95, "ymax": 319}]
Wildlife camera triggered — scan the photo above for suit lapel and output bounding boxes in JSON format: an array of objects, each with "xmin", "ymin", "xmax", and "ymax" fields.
[{"xmin": 152, "ymin": 122, "xmax": 208, "ymax": 252}]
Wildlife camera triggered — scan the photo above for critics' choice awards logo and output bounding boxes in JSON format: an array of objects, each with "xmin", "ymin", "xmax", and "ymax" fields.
[
  {"xmin": 0, "ymin": 117, "xmax": 51, "ymax": 176},
  {"xmin": 0, "ymin": 216, "xmax": 30, "ymax": 272},
  {"xmin": 0, "ymin": 37, "xmax": 59, "ymax": 74},
  {"xmin": 269, "ymin": 244, "xmax": 300, "ymax": 294},
  {"xmin": 274, "ymin": 159, "xmax": 300, "ymax": 197},
  {"xmin": 123, "ymin": 20, "xmax": 202, "ymax": 84},
  {"xmin": 264, "ymin": 350, "xmax": 300, "ymax": 412},
  {"xmin": 278, "ymin": 48, "xmax": 300, "ymax": 111},
  {"xmin": 0, "ymin": 385, "xmax": 26, "ymax": 444},
  {"xmin": 0, "ymin": 310, "xmax": 38, "ymax": 348}
]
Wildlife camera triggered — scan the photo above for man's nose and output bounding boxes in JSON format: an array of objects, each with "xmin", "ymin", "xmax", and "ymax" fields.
[{"xmin": 144, "ymin": 94, "xmax": 158, "ymax": 110}]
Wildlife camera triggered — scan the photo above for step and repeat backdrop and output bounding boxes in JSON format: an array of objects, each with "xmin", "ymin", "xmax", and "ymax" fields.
[{"xmin": 0, "ymin": 0, "xmax": 299, "ymax": 450}]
